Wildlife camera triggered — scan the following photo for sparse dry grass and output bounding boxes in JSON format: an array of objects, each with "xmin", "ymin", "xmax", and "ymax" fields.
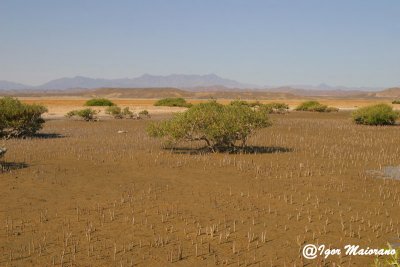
[{"xmin": 0, "ymin": 111, "xmax": 399, "ymax": 266}]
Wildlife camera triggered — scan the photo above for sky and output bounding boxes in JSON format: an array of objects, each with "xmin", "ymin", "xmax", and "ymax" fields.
[{"xmin": 0, "ymin": 0, "xmax": 399, "ymax": 87}]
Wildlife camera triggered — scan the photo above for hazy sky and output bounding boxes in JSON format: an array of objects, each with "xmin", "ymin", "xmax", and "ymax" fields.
[{"xmin": 0, "ymin": 0, "xmax": 399, "ymax": 87}]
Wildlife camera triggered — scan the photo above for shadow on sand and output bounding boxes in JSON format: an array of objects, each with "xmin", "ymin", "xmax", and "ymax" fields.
[
  {"xmin": 32, "ymin": 133, "xmax": 65, "ymax": 139},
  {"xmin": 165, "ymin": 146, "xmax": 293, "ymax": 155},
  {"xmin": 0, "ymin": 161, "xmax": 29, "ymax": 172}
]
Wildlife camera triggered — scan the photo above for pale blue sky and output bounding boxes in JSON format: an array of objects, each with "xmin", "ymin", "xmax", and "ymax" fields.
[{"xmin": 0, "ymin": 0, "xmax": 399, "ymax": 87}]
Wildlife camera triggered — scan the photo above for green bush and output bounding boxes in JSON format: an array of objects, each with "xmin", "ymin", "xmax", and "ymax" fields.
[
  {"xmin": 260, "ymin": 102, "xmax": 289, "ymax": 114},
  {"xmin": 105, "ymin": 106, "xmax": 123, "ymax": 118},
  {"xmin": 248, "ymin": 101, "xmax": 262, "ymax": 107},
  {"xmin": 147, "ymin": 101, "xmax": 271, "ymax": 151},
  {"xmin": 154, "ymin": 98, "xmax": 192, "ymax": 108},
  {"xmin": 230, "ymin": 100, "xmax": 288, "ymax": 114},
  {"xmin": 85, "ymin": 98, "xmax": 115, "ymax": 106},
  {"xmin": 392, "ymin": 100, "xmax": 400, "ymax": 104},
  {"xmin": 66, "ymin": 108, "xmax": 98, "ymax": 121},
  {"xmin": 352, "ymin": 104, "xmax": 399, "ymax": 125},
  {"xmin": 295, "ymin": 100, "xmax": 320, "ymax": 111},
  {"xmin": 0, "ymin": 97, "xmax": 47, "ymax": 138},
  {"xmin": 229, "ymin": 100, "xmax": 263, "ymax": 108},
  {"xmin": 295, "ymin": 100, "xmax": 339, "ymax": 112},
  {"xmin": 309, "ymin": 104, "xmax": 328, "ymax": 112},
  {"xmin": 138, "ymin": 110, "xmax": 150, "ymax": 118},
  {"xmin": 105, "ymin": 106, "xmax": 134, "ymax": 119},
  {"xmin": 295, "ymin": 101, "xmax": 326, "ymax": 112},
  {"xmin": 229, "ymin": 100, "xmax": 251, "ymax": 107},
  {"xmin": 122, "ymin": 107, "xmax": 134, "ymax": 118}
]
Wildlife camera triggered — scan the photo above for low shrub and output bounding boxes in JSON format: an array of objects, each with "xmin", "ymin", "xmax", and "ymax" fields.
[
  {"xmin": 295, "ymin": 100, "xmax": 338, "ymax": 112},
  {"xmin": 229, "ymin": 100, "xmax": 263, "ymax": 108},
  {"xmin": 85, "ymin": 98, "xmax": 115, "ymax": 106},
  {"xmin": 392, "ymin": 100, "xmax": 400, "ymax": 104},
  {"xmin": 66, "ymin": 108, "xmax": 98, "ymax": 121},
  {"xmin": 309, "ymin": 104, "xmax": 328, "ymax": 112},
  {"xmin": 121, "ymin": 107, "xmax": 134, "ymax": 118},
  {"xmin": 352, "ymin": 104, "xmax": 399, "ymax": 125},
  {"xmin": 295, "ymin": 101, "xmax": 326, "ymax": 112},
  {"xmin": 0, "ymin": 97, "xmax": 48, "ymax": 138},
  {"xmin": 154, "ymin": 98, "xmax": 192, "ymax": 108},
  {"xmin": 230, "ymin": 100, "xmax": 289, "ymax": 114},
  {"xmin": 105, "ymin": 106, "xmax": 134, "ymax": 119},
  {"xmin": 138, "ymin": 110, "xmax": 150, "ymax": 118},
  {"xmin": 229, "ymin": 100, "xmax": 251, "ymax": 107},
  {"xmin": 105, "ymin": 106, "xmax": 123, "ymax": 119},
  {"xmin": 249, "ymin": 101, "xmax": 262, "ymax": 107},
  {"xmin": 260, "ymin": 102, "xmax": 289, "ymax": 114}
]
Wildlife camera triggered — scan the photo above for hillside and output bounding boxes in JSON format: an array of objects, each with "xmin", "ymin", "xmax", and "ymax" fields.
[{"xmin": 374, "ymin": 87, "xmax": 400, "ymax": 98}]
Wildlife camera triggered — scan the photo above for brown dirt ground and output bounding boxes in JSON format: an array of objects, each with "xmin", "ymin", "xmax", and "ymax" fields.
[{"xmin": 0, "ymin": 111, "xmax": 400, "ymax": 266}]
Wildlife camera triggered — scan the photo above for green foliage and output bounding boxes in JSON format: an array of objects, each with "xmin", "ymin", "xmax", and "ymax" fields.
[
  {"xmin": 105, "ymin": 106, "xmax": 123, "ymax": 118},
  {"xmin": 105, "ymin": 106, "xmax": 149, "ymax": 119},
  {"xmin": 259, "ymin": 102, "xmax": 289, "ymax": 114},
  {"xmin": 266, "ymin": 102, "xmax": 289, "ymax": 110},
  {"xmin": 66, "ymin": 108, "xmax": 98, "ymax": 121},
  {"xmin": 0, "ymin": 97, "xmax": 47, "ymax": 138},
  {"xmin": 229, "ymin": 100, "xmax": 288, "ymax": 114},
  {"xmin": 229, "ymin": 100, "xmax": 251, "ymax": 107},
  {"xmin": 154, "ymin": 98, "xmax": 192, "ymax": 108},
  {"xmin": 295, "ymin": 101, "xmax": 327, "ymax": 112},
  {"xmin": 248, "ymin": 101, "xmax": 262, "ymax": 107},
  {"xmin": 229, "ymin": 100, "xmax": 263, "ymax": 108},
  {"xmin": 392, "ymin": 100, "xmax": 400, "ymax": 104},
  {"xmin": 295, "ymin": 100, "xmax": 338, "ymax": 112},
  {"xmin": 295, "ymin": 100, "xmax": 321, "ymax": 110},
  {"xmin": 352, "ymin": 104, "xmax": 399, "ymax": 125},
  {"xmin": 147, "ymin": 101, "xmax": 271, "ymax": 151},
  {"xmin": 105, "ymin": 106, "xmax": 133, "ymax": 119},
  {"xmin": 85, "ymin": 98, "xmax": 115, "ymax": 106},
  {"xmin": 122, "ymin": 107, "xmax": 134, "ymax": 118},
  {"xmin": 138, "ymin": 110, "xmax": 150, "ymax": 118}
]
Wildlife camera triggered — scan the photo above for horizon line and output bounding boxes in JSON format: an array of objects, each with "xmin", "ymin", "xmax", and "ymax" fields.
[{"xmin": 0, "ymin": 73, "xmax": 396, "ymax": 89}]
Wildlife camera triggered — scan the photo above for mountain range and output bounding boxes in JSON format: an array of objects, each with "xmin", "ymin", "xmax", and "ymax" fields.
[
  {"xmin": 0, "ymin": 74, "xmax": 254, "ymax": 90},
  {"xmin": 0, "ymin": 74, "xmax": 387, "ymax": 92}
]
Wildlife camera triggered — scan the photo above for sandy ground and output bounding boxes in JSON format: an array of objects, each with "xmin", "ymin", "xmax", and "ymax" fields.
[
  {"xmin": 0, "ymin": 111, "xmax": 399, "ymax": 266},
  {"xmin": 15, "ymin": 97, "xmax": 399, "ymax": 119},
  {"xmin": 17, "ymin": 98, "xmax": 187, "ymax": 119}
]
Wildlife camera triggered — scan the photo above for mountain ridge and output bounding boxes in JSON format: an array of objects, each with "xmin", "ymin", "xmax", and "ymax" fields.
[
  {"xmin": 0, "ymin": 74, "xmax": 391, "ymax": 92},
  {"xmin": 0, "ymin": 74, "xmax": 255, "ymax": 90}
]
